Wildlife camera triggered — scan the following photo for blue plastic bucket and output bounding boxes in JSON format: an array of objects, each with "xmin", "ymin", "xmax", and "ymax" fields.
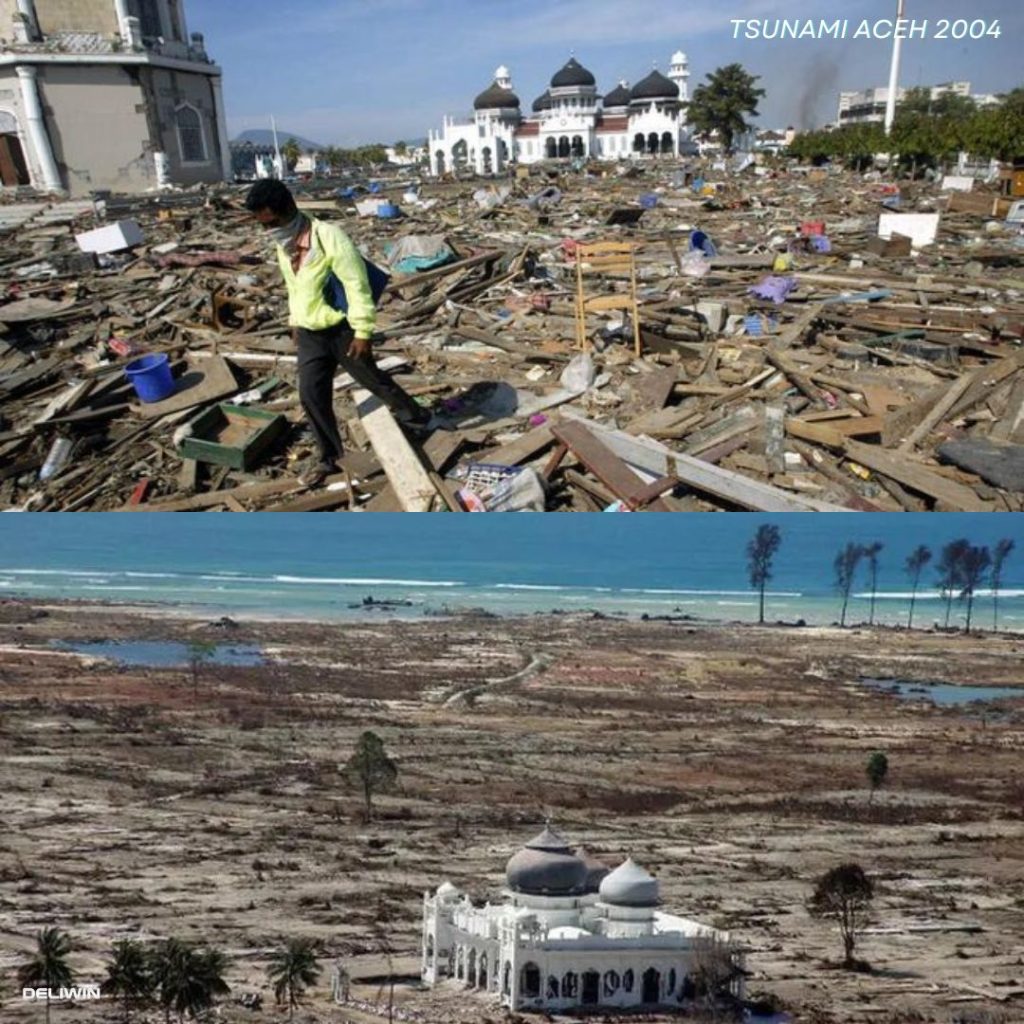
[{"xmin": 125, "ymin": 353, "xmax": 175, "ymax": 403}]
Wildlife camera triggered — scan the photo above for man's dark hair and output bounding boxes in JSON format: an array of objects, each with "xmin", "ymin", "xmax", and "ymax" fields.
[{"xmin": 245, "ymin": 179, "xmax": 297, "ymax": 217}]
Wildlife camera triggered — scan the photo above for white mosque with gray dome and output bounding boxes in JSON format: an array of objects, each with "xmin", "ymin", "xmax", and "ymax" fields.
[
  {"xmin": 421, "ymin": 825, "xmax": 743, "ymax": 1012},
  {"xmin": 427, "ymin": 52, "xmax": 691, "ymax": 177}
]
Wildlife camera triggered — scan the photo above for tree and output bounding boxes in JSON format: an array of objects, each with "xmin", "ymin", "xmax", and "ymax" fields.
[
  {"xmin": 991, "ymin": 538, "xmax": 1015, "ymax": 632},
  {"xmin": 281, "ymin": 137, "xmax": 302, "ymax": 171},
  {"xmin": 187, "ymin": 640, "xmax": 216, "ymax": 699},
  {"xmin": 746, "ymin": 523, "xmax": 782, "ymax": 625},
  {"xmin": 808, "ymin": 863, "xmax": 873, "ymax": 967},
  {"xmin": 344, "ymin": 730, "xmax": 398, "ymax": 821},
  {"xmin": 150, "ymin": 938, "xmax": 230, "ymax": 1023},
  {"xmin": 688, "ymin": 933, "xmax": 744, "ymax": 1019},
  {"xmin": 105, "ymin": 939, "xmax": 154, "ymax": 1021},
  {"xmin": 17, "ymin": 927, "xmax": 74, "ymax": 1024},
  {"xmin": 321, "ymin": 146, "xmax": 343, "ymax": 175},
  {"xmin": 958, "ymin": 544, "xmax": 991, "ymax": 635},
  {"xmin": 393, "ymin": 140, "xmax": 408, "ymax": 156},
  {"xmin": 936, "ymin": 539, "xmax": 970, "ymax": 629},
  {"xmin": 834, "ymin": 543, "xmax": 864, "ymax": 628},
  {"xmin": 863, "ymin": 542, "xmax": 884, "ymax": 626},
  {"xmin": 865, "ymin": 751, "xmax": 888, "ymax": 804},
  {"xmin": 267, "ymin": 939, "xmax": 321, "ymax": 1021},
  {"xmin": 903, "ymin": 545, "xmax": 932, "ymax": 630},
  {"xmin": 686, "ymin": 63, "xmax": 766, "ymax": 154}
]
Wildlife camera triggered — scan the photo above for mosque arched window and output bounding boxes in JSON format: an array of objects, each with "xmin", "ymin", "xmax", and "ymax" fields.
[
  {"xmin": 622, "ymin": 968, "xmax": 634, "ymax": 992},
  {"xmin": 603, "ymin": 970, "xmax": 620, "ymax": 995},
  {"xmin": 502, "ymin": 961, "xmax": 511, "ymax": 996},
  {"xmin": 562, "ymin": 971, "xmax": 578, "ymax": 998},
  {"xmin": 546, "ymin": 975, "xmax": 559, "ymax": 999},
  {"xmin": 521, "ymin": 962, "xmax": 540, "ymax": 998},
  {"xmin": 668, "ymin": 967, "xmax": 677, "ymax": 994}
]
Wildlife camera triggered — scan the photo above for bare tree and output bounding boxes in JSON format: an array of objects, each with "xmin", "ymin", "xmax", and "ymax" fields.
[
  {"xmin": 863, "ymin": 542, "xmax": 884, "ymax": 626},
  {"xmin": 958, "ymin": 544, "xmax": 991, "ymax": 635},
  {"xmin": 688, "ymin": 933, "xmax": 744, "ymax": 1021},
  {"xmin": 834, "ymin": 543, "xmax": 864, "ymax": 627},
  {"xmin": 903, "ymin": 545, "xmax": 932, "ymax": 630},
  {"xmin": 991, "ymin": 538, "xmax": 1015, "ymax": 632},
  {"xmin": 746, "ymin": 523, "xmax": 782, "ymax": 625},
  {"xmin": 808, "ymin": 863, "xmax": 873, "ymax": 967}
]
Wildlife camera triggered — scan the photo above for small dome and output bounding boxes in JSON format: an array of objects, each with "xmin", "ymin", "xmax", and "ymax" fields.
[
  {"xmin": 630, "ymin": 69, "xmax": 680, "ymax": 102},
  {"xmin": 549, "ymin": 925, "xmax": 591, "ymax": 939},
  {"xmin": 598, "ymin": 857, "xmax": 660, "ymax": 907},
  {"xmin": 551, "ymin": 57, "xmax": 595, "ymax": 89},
  {"xmin": 671, "ymin": 50, "xmax": 688, "ymax": 65},
  {"xmin": 495, "ymin": 64, "xmax": 510, "ymax": 80},
  {"xmin": 435, "ymin": 881, "xmax": 458, "ymax": 899},
  {"xmin": 532, "ymin": 90, "xmax": 552, "ymax": 113},
  {"xmin": 603, "ymin": 82, "xmax": 632, "ymax": 108},
  {"xmin": 505, "ymin": 825, "xmax": 588, "ymax": 896},
  {"xmin": 474, "ymin": 81, "xmax": 520, "ymax": 111}
]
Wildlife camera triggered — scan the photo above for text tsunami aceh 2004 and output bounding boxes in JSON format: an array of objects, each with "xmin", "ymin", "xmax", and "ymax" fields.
[{"xmin": 729, "ymin": 19, "xmax": 1003, "ymax": 41}]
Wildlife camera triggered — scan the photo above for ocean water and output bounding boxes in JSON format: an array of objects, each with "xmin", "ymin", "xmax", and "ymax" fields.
[{"xmin": 0, "ymin": 514, "xmax": 1022, "ymax": 629}]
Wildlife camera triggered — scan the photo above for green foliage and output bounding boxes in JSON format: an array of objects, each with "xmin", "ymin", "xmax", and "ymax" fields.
[
  {"xmin": 865, "ymin": 751, "xmax": 889, "ymax": 801},
  {"xmin": 788, "ymin": 85, "xmax": 1024, "ymax": 170},
  {"xmin": 991, "ymin": 539, "xmax": 1016, "ymax": 632},
  {"xmin": 903, "ymin": 545, "xmax": 932, "ymax": 630},
  {"xmin": 150, "ymin": 938, "xmax": 230, "ymax": 1021},
  {"xmin": 862, "ymin": 542, "xmax": 884, "ymax": 626},
  {"xmin": 808, "ymin": 863, "xmax": 874, "ymax": 966},
  {"xmin": 281, "ymin": 137, "xmax": 302, "ymax": 170},
  {"xmin": 746, "ymin": 523, "xmax": 782, "ymax": 625},
  {"xmin": 267, "ymin": 939, "xmax": 322, "ymax": 1020},
  {"xmin": 936, "ymin": 538, "xmax": 971, "ymax": 628},
  {"xmin": 343, "ymin": 730, "xmax": 398, "ymax": 821},
  {"xmin": 957, "ymin": 544, "xmax": 992, "ymax": 635},
  {"xmin": 105, "ymin": 939, "xmax": 154, "ymax": 1021},
  {"xmin": 686, "ymin": 63, "xmax": 765, "ymax": 153},
  {"xmin": 17, "ymin": 928, "xmax": 74, "ymax": 1024}
]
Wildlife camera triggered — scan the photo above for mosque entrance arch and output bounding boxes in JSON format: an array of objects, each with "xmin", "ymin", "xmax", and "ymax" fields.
[
  {"xmin": 451, "ymin": 139, "xmax": 468, "ymax": 170},
  {"xmin": 647, "ymin": 132, "xmax": 659, "ymax": 155},
  {"xmin": 478, "ymin": 952, "xmax": 488, "ymax": 989},
  {"xmin": 581, "ymin": 970, "xmax": 600, "ymax": 1005},
  {"xmin": 467, "ymin": 948, "xmax": 477, "ymax": 986},
  {"xmin": 0, "ymin": 112, "xmax": 29, "ymax": 187},
  {"xmin": 557, "ymin": 136, "xmax": 570, "ymax": 159},
  {"xmin": 661, "ymin": 131, "xmax": 674, "ymax": 154},
  {"xmin": 434, "ymin": 150, "xmax": 446, "ymax": 175},
  {"xmin": 642, "ymin": 967, "xmax": 661, "ymax": 1003},
  {"xmin": 481, "ymin": 145, "xmax": 493, "ymax": 174},
  {"xmin": 632, "ymin": 133, "xmax": 645, "ymax": 154},
  {"xmin": 570, "ymin": 135, "xmax": 584, "ymax": 158},
  {"xmin": 521, "ymin": 962, "xmax": 540, "ymax": 998},
  {"xmin": 545, "ymin": 137, "xmax": 557, "ymax": 158},
  {"xmin": 502, "ymin": 961, "xmax": 511, "ymax": 996}
]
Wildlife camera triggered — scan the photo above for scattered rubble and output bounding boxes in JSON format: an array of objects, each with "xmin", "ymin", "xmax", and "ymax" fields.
[{"xmin": 2, "ymin": 161, "xmax": 1023, "ymax": 511}]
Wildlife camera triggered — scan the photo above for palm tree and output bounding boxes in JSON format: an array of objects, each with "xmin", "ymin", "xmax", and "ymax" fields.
[
  {"xmin": 267, "ymin": 939, "xmax": 322, "ymax": 1020},
  {"xmin": 105, "ymin": 939, "xmax": 154, "ymax": 1021},
  {"xmin": 991, "ymin": 538, "xmax": 1015, "ymax": 632},
  {"xmin": 959, "ymin": 544, "xmax": 992, "ymax": 635},
  {"xmin": 863, "ymin": 542, "xmax": 884, "ymax": 626},
  {"xmin": 834, "ymin": 543, "xmax": 864, "ymax": 628},
  {"xmin": 17, "ymin": 927, "xmax": 74, "ymax": 1024},
  {"xmin": 936, "ymin": 539, "xmax": 970, "ymax": 629},
  {"xmin": 151, "ymin": 939, "xmax": 230, "ymax": 1023},
  {"xmin": 281, "ymin": 137, "xmax": 302, "ymax": 172},
  {"xmin": 903, "ymin": 545, "xmax": 932, "ymax": 630}
]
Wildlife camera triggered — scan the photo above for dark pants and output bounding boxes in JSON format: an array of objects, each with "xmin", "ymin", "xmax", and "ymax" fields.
[{"xmin": 296, "ymin": 322, "xmax": 424, "ymax": 463}]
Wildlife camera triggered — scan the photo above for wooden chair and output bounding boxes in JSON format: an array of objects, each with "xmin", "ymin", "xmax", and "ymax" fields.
[{"xmin": 574, "ymin": 241, "xmax": 641, "ymax": 357}]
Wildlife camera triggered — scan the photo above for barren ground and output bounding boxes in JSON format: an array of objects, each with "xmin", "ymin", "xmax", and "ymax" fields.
[{"xmin": 0, "ymin": 599, "xmax": 1021, "ymax": 1024}]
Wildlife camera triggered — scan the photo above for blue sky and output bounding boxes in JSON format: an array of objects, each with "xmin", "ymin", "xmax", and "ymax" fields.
[{"xmin": 190, "ymin": 0, "xmax": 1023, "ymax": 146}]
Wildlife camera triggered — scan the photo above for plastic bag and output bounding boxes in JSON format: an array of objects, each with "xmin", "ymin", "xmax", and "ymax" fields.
[{"xmin": 560, "ymin": 352, "xmax": 596, "ymax": 393}]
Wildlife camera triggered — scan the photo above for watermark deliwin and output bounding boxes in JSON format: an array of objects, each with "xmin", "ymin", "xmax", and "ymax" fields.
[
  {"xmin": 730, "ymin": 18, "xmax": 1003, "ymax": 42},
  {"xmin": 22, "ymin": 985, "xmax": 102, "ymax": 1001}
]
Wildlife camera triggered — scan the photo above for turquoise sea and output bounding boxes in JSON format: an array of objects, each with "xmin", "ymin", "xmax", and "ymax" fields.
[{"xmin": 0, "ymin": 514, "xmax": 1022, "ymax": 629}]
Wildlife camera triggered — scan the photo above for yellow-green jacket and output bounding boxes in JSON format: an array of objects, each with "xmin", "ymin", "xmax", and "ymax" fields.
[{"xmin": 276, "ymin": 218, "xmax": 375, "ymax": 337}]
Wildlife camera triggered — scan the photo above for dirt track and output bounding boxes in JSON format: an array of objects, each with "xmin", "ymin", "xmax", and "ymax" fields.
[{"xmin": 0, "ymin": 600, "xmax": 1021, "ymax": 1023}]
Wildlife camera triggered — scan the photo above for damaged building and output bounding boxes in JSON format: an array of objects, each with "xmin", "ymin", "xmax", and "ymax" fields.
[{"xmin": 0, "ymin": 0, "xmax": 230, "ymax": 195}]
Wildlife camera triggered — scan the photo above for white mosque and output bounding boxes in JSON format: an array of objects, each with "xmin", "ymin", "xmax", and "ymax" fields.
[
  {"xmin": 427, "ymin": 52, "xmax": 692, "ymax": 177},
  {"xmin": 421, "ymin": 825, "xmax": 744, "ymax": 1012}
]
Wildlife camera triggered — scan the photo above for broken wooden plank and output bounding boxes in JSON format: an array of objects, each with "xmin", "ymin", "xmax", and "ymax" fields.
[
  {"xmin": 896, "ymin": 373, "xmax": 974, "ymax": 451},
  {"xmin": 354, "ymin": 388, "xmax": 436, "ymax": 512}
]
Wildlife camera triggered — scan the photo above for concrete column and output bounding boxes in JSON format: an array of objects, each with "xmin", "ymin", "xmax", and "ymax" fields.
[
  {"xmin": 209, "ymin": 74, "xmax": 232, "ymax": 181},
  {"xmin": 15, "ymin": 0, "xmax": 39, "ymax": 41},
  {"xmin": 172, "ymin": 0, "xmax": 188, "ymax": 42},
  {"xmin": 113, "ymin": 0, "xmax": 131, "ymax": 44},
  {"xmin": 156, "ymin": 0, "xmax": 174, "ymax": 41},
  {"xmin": 15, "ymin": 65, "xmax": 62, "ymax": 192}
]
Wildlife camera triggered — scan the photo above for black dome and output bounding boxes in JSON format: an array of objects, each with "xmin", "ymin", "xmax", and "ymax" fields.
[
  {"xmin": 532, "ymin": 90, "xmax": 552, "ymax": 112},
  {"xmin": 630, "ymin": 69, "xmax": 679, "ymax": 101},
  {"xmin": 551, "ymin": 57, "xmax": 595, "ymax": 89},
  {"xmin": 505, "ymin": 826, "xmax": 588, "ymax": 896},
  {"xmin": 474, "ymin": 81, "xmax": 520, "ymax": 111},
  {"xmin": 603, "ymin": 83, "xmax": 632, "ymax": 108}
]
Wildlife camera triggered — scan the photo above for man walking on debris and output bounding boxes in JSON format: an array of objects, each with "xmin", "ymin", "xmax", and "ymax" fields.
[{"xmin": 245, "ymin": 180, "xmax": 430, "ymax": 487}]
